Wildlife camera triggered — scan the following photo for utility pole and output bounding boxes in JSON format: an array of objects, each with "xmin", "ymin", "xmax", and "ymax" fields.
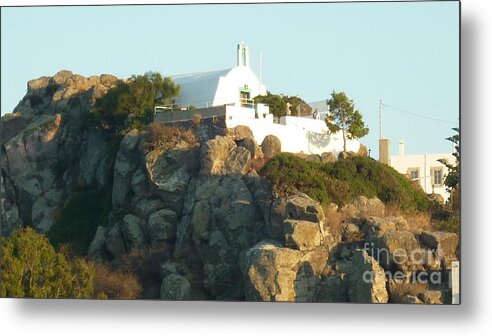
[
  {"xmin": 259, "ymin": 49, "xmax": 263, "ymax": 94},
  {"xmin": 379, "ymin": 99, "xmax": 383, "ymax": 139}
]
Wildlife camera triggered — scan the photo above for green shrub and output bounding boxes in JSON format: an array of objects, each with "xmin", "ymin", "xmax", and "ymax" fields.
[
  {"xmin": 254, "ymin": 91, "xmax": 311, "ymax": 119},
  {"xmin": 49, "ymin": 187, "xmax": 112, "ymax": 256},
  {"xmin": 93, "ymin": 71, "xmax": 180, "ymax": 133},
  {"xmin": 261, "ymin": 154, "xmax": 430, "ymax": 211},
  {"xmin": 1, "ymin": 228, "xmax": 95, "ymax": 298}
]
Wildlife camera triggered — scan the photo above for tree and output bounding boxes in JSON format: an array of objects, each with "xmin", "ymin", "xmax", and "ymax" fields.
[
  {"xmin": 0, "ymin": 228, "xmax": 95, "ymax": 298},
  {"xmin": 254, "ymin": 91, "xmax": 287, "ymax": 119},
  {"xmin": 439, "ymin": 127, "xmax": 460, "ymax": 209},
  {"xmin": 254, "ymin": 91, "xmax": 311, "ymax": 119},
  {"xmin": 325, "ymin": 91, "xmax": 369, "ymax": 153},
  {"xmin": 94, "ymin": 71, "xmax": 180, "ymax": 131}
]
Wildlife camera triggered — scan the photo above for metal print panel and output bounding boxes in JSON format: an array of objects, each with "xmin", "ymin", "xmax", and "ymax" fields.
[{"xmin": 0, "ymin": 1, "xmax": 460, "ymax": 303}]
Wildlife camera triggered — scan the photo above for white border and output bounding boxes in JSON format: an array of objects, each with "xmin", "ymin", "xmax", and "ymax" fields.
[{"xmin": 1, "ymin": 0, "xmax": 490, "ymax": 335}]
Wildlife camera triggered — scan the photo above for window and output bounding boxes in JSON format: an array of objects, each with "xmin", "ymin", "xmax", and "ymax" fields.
[
  {"xmin": 407, "ymin": 168, "xmax": 420, "ymax": 185},
  {"xmin": 431, "ymin": 167, "xmax": 444, "ymax": 186}
]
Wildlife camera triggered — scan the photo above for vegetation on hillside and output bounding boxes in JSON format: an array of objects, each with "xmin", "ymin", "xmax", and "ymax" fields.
[
  {"xmin": 261, "ymin": 153, "xmax": 430, "ymax": 211},
  {"xmin": 93, "ymin": 71, "xmax": 180, "ymax": 132},
  {"xmin": 1, "ymin": 227, "xmax": 144, "ymax": 299},
  {"xmin": 0, "ymin": 228, "xmax": 95, "ymax": 298},
  {"xmin": 141, "ymin": 122, "xmax": 197, "ymax": 153}
]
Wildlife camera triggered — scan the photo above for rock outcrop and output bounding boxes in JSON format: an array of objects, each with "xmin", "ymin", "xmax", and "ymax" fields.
[{"xmin": 0, "ymin": 71, "xmax": 459, "ymax": 304}]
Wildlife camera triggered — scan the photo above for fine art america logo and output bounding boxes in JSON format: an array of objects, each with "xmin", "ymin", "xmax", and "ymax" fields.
[{"xmin": 361, "ymin": 242, "xmax": 445, "ymax": 285}]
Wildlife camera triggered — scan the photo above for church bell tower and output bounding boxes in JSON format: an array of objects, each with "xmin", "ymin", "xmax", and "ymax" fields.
[{"xmin": 237, "ymin": 41, "xmax": 250, "ymax": 68}]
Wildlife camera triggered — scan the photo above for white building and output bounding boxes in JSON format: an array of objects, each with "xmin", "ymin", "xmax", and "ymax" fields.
[
  {"xmin": 386, "ymin": 140, "xmax": 456, "ymax": 203},
  {"xmin": 155, "ymin": 42, "xmax": 361, "ymax": 156},
  {"xmin": 171, "ymin": 42, "xmax": 267, "ymax": 109}
]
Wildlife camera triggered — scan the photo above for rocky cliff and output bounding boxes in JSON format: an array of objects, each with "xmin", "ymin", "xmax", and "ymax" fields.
[{"xmin": 1, "ymin": 71, "xmax": 459, "ymax": 303}]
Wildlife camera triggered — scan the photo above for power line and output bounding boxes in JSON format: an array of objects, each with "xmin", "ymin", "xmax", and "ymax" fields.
[{"xmin": 381, "ymin": 102, "xmax": 458, "ymax": 125}]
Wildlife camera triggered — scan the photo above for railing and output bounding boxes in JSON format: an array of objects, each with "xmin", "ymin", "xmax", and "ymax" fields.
[{"xmin": 154, "ymin": 97, "xmax": 261, "ymax": 114}]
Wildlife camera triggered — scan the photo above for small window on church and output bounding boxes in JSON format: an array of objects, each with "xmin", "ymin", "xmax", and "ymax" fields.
[{"xmin": 239, "ymin": 90, "xmax": 251, "ymax": 107}]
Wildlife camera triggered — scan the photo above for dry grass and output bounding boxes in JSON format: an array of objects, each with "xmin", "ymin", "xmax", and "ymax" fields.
[
  {"xmin": 322, "ymin": 204, "xmax": 345, "ymax": 241},
  {"xmin": 142, "ymin": 123, "xmax": 196, "ymax": 152},
  {"xmin": 93, "ymin": 263, "xmax": 142, "ymax": 299},
  {"xmin": 385, "ymin": 204, "xmax": 435, "ymax": 233},
  {"xmin": 114, "ymin": 246, "xmax": 171, "ymax": 299}
]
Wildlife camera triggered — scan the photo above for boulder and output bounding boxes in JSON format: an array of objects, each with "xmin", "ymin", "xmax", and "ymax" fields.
[
  {"xmin": 1, "ymin": 112, "xmax": 27, "ymax": 144},
  {"xmin": 283, "ymin": 219, "xmax": 322, "ymax": 251},
  {"xmin": 131, "ymin": 168, "xmax": 149, "ymax": 197},
  {"xmin": 200, "ymin": 135, "xmax": 251, "ymax": 175},
  {"xmin": 420, "ymin": 231, "xmax": 458, "ymax": 257},
  {"xmin": 147, "ymin": 209, "xmax": 178, "ymax": 246},
  {"xmin": 361, "ymin": 216, "xmax": 398, "ymax": 238},
  {"xmin": 121, "ymin": 214, "xmax": 146, "ymax": 250},
  {"xmin": 226, "ymin": 125, "xmax": 253, "ymax": 141},
  {"xmin": 260, "ymin": 135, "xmax": 281, "ymax": 159},
  {"xmin": 357, "ymin": 143, "xmax": 368, "ymax": 157},
  {"xmin": 27, "ymin": 76, "xmax": 51, "ymax": 91},
  {"xmin": 342, "ymin": 222, "xmax": 364, "ymax": 242},
  {"xmin": 4, "ymin": 114, "xmax": 61, "ymax": 176},
  {"xmin": 0, "ymin": 199, "xmax": 21, "ymax": 236},
  {"xmin": 225, "ymin": 146, "xmax": 251, "ymax": 175},
  {"xmin": 375, "ymin": 231, "xmax": 421, "ymax": 272},
  {"xmin": 146, "ymin": 147, "xmax": 195, "ymax": 212},
  {"xmin": 52, "ymin": 70, "xmax": 73, "ymax": 86},
  {"xmin": 191, "ymin": 200, "xmax": 211, "ymax": 240},
  {"xmin": 243, "ymin": 240, "xmax": 330, "ymax": 302},
  {"xmin": 160, "ymin": 274, "xmax": 192, "ymax": 300},
  {"xmin": 106, "ymin": 225, "xmax": 126, "ymax": 257},
  {"xmin": 419, "ymin": 231, "xmax": 458, "ymax": 268},
  {"xmin": 87, "ymin": 226, "xmax": 108, "ymax": 258},
  {"xmin": 315, "ymin": 274, "xmax": 349, "ymax": 302},
  {"xmin": 237, "ymin": 136, "xmax": 263, "ymax": 160},
  {"xmin": 78, "ymin": 129, "xmax": 115, "ymax": 188},
  {"xmin": 341, "ymin": 196, "xmax": 385, "ymax": 218},
  {"xmin": 200, "ymin": 136, "xmax": 236, "ymax": 175},
  {"xmin": 112, "ymin": 129, "xmax": 140, "ymax": 207},
  {"xmin": 131, "ymin": 197, "xmax": 165, "ymax": 219},
  {"xmin": 346, "ymin": 249, "xmax": 388, "ymax": 303},
  {"xmin": 99, "ymin": 74, "xmax": 118, "ymax": 87},
  {"xmin": 244, "ymin": 241, "xmax": 303, "ymax": 301},
  {"xmin": 320, "ymin": 152, "xmax": 337, "ymax": 163},
  {"xmin": 269, "ymin": 194, "xmax": 325, "ymax": 240}
]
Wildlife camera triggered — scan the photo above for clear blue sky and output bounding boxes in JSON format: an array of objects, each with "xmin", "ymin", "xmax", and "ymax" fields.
[{"xmin": 1, "ymin": 1, "xmax": 459, "ymax": 156}]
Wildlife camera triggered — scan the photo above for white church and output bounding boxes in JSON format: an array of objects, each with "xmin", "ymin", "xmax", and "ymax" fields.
[{"xmin": 155, "ymin": 42, "xmax": 361, "ymax": 155}]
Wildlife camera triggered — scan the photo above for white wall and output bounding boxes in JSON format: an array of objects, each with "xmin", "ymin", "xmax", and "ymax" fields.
[
  {"xmin": 225, "ymin": 107, "xmax": 360, "ymax": 155},
  {"xmin": 214, "ymin": 66, "xmax": 266, "ymax": 106},
  {"xmin": 390, "ymin": 152, "xmax": 456, "ymax": 202}
]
